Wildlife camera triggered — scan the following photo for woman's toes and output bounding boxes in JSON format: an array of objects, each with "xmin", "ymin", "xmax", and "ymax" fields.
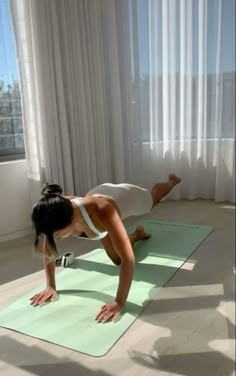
[
  {"xmin": 169, "ymin": 173, "xmax": 182, "ymax": 184},
  {"xmin": 135, "ymin": 225, "xmax": 151, "ymax": 239}
]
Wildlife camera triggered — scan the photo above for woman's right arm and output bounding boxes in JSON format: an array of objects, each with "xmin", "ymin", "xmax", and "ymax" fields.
[{"xmin": 43, "ymin": 257, "xmax": 56, "ymax": 288}]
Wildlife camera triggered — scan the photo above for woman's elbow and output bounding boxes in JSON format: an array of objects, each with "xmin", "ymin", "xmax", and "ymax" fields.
[{"xmin": 121, "ymin": 255, "xmax": 135, "ymax": 266}]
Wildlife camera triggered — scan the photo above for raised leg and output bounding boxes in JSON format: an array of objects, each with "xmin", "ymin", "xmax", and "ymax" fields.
[{"xmin": 150, "ymin": 173, "xmax": 181, "ymax": 207}]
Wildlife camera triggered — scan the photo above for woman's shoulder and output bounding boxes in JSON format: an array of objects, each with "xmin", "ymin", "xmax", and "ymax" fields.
[
  {"xmin": 64, "ymin": 195, "xmax": 78, "ymax": 200},
  {"xmin": 68, "ymin": 195, "xmax": 118, "ymax": 216}
]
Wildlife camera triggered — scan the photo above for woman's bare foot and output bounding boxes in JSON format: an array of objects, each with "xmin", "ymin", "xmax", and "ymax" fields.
[
  {"xmin": 168, "ymin": 173, "xmax": 182, "ymax": 185},
  {"xmin": 135, "ymin": 225, "xmax": 151, "ymax": 240},
  {"xmin": 129, "ymin": 225, "xmax": 151, "ymax": 247}
]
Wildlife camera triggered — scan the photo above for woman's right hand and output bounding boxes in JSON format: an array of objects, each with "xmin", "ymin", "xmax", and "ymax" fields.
[{"xmin": 29, "ymin": 287, "xmax": 57, "ymax": 306}]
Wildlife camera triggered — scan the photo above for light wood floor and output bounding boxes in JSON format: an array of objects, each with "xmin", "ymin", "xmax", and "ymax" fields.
[{"xmin": 0, "ymin": 200, "xmax": 235, "ymax": 376}]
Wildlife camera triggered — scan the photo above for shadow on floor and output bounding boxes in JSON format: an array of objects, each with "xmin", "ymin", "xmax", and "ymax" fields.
[
  {"xmin": 0, "ymin": 336, "xmax": 111, "ymax": 376},
  {"xmin": 129, "ymin": 348, "xmax": 235, "ymax": 376}
]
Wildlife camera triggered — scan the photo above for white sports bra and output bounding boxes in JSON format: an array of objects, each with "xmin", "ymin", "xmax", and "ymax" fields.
[{"xmin": 71, "ymin": 198, "xmax": 108, "ymax": 240}]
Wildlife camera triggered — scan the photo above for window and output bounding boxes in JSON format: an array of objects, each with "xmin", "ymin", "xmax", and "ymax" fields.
[
  {"xmin": 0, "ymin": 0, "xmax": 24, "ymax": 161},
  {"xmin": 128, "ymin": 0, "xmax": 235, "ymax": 143}
]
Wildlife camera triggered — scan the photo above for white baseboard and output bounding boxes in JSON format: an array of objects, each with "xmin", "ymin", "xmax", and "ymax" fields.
[{"xmin": 0, "ymin": 228, "xmax": 33, "ymax": 243}]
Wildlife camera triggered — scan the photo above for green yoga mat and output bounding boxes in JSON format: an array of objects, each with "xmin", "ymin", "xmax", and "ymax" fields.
[{"xmin": 0, "ymin": 220, "xmax": 213, "ymax": 356}]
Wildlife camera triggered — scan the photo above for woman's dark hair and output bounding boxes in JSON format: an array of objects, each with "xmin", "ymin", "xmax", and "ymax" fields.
[{"xmin": 32, "ymin": 183, "xmax": 73, "ymax": 258}]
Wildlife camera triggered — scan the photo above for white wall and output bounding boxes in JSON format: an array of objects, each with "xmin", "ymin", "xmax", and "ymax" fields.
[{"xmin": 0, "ymin": 160, "xmax": 32, "ymax": 241}]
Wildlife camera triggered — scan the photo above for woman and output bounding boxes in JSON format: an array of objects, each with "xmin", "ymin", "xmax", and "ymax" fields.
[{"xmin": 31, "ymin": 174, "xmax": 181, "ymax": 322}]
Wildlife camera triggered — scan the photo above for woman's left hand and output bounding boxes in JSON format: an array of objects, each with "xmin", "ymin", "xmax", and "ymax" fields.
[{"xmin": 95, "ymin": 301, "xmax": 124, "ymax": 323}]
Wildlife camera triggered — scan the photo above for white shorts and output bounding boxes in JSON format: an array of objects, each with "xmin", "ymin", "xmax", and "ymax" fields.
[{"xmin": 86, "ymin": 183, "xmax": 153, "ymax": 219}]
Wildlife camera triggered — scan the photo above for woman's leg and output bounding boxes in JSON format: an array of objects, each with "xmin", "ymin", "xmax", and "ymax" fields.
[
  {"xmin": 151, "ymin": 173, "xmax": 181, "ymax": 207},
  {"xmin": 101, "ymin": 235, "xmax": 121, "ymax": 265},
  {"xmin": 128, "ymin": 225, "xmax": 151, "ymax": 247},
  {"xmin": 101, "ymin": 226, "xmax": 151, "ymax": 265},
  {"xmin": 101, "ymin": 173, "xmax": 181, "ymax": 265}
]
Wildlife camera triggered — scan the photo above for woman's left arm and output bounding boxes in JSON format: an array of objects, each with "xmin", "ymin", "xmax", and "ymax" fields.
[{"xmin": 95, "ymin": 204, "xmax": 135, "ymax": 323}]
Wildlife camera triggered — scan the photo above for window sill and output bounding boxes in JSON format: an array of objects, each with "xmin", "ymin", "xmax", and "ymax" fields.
[{"xmin": 0, "ymin": 158, "xmax": 26, "ymax": 166}]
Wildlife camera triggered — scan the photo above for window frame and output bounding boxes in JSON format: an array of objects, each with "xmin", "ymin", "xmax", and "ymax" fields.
[
  {"xmin": 0, "ymin": 0, "xmax": 25, "ymax": 162},
  {"xmin": 0, "ymin": 149, "xmax": 25, "ymax": 162}
]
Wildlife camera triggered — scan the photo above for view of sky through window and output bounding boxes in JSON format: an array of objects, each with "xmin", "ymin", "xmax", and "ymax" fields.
[
  {"xmin": 0, "ymin": 0, "xmax": 234, "ymax": 157},
  {"xmin": 131, "ymin": 0, "xmax": 235, "ymax": 78},
  {"xmin": 0, "ymin": 0, "xmax": 24, "ymax": 159},
  {"xmin": 0, "ymin": 0, "xmax": 18, "ymax": 85}
]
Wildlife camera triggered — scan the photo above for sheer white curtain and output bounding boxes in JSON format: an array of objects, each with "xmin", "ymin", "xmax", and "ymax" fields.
[
  {"xmin": 10, "ymin": 0, "xmax": 235, "ymax": 203},
  {"xmin": 127, "ymin": 0, "xmax": 235, "ymax": 202},
  {"xmin": 9, "ymin": 0, "xmax": 129, "ymax": 202}
]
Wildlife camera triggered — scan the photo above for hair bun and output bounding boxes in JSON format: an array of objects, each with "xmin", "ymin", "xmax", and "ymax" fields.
[{"xmin": 41, "ymin": 183, "xmax": 63, "ymax": 198}]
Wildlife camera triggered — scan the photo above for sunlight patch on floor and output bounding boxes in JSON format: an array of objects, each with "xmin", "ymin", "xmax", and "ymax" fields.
[
  {"xmin": 220, "ymin": 205, "xmax": 235, "ymax": 210},
  {"xmin": 155, "ymin": 284, "xmax": 224, "ymax": 300},
  {"xmin": 217, "ymin": 300, "xmax": 235, "ymax": 325},
  {"xmin": 180, "ymin": 260, "xmax": 196, "ymax": 271},
  {"xmin": 0, "ymin": 361, "xmax": 34, "ymax": 376},
  {"xmin": 208, "ymin": 339, "xmax": 235, "ymax": 361}
]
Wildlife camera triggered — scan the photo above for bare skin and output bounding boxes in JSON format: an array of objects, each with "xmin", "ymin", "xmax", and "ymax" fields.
[
  {"xmin": 30, "ymin": 174, "xmax": 181, "ymax": 323},
  {"xmin": 99, "ymin": 173, "xmax": 181, "ymax": 266},
  {"xmin": 101, "ymin": 225, "xmax": 151, "ymax": 266}
]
